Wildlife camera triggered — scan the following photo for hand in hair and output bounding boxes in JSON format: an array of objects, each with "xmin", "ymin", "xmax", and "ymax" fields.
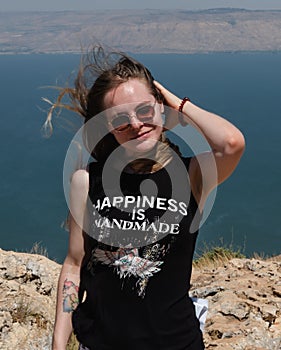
[{"xmin": 153, "ymin": 80, "xmax": 185, "ymax": 131}]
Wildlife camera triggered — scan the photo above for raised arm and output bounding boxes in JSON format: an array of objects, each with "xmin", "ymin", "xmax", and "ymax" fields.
[
  {"xmin": 52, "ymin": 169, "xmax": 89, "ymax": 350},
  {"xmin": 154, "ymin": 81, "xmax": 245, "ymax": 208}
]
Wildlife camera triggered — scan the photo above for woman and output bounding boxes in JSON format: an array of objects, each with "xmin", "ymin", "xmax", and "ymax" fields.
[{"xmin": 51, "ymin": 47, "xmax": 245, "ymax": 350}]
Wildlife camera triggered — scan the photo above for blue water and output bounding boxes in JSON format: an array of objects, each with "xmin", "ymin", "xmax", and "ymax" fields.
[{"xmin": 0, "ymin": 52, "xmax": 280, "ymax": 262}]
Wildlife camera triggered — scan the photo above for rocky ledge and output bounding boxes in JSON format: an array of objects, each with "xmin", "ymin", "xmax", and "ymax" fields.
[
  {"xmin": 0, "ymin": 248, "xmax": 280, "ymax": 349},
  {"xmin": 0, "ymin": 248, "xmax": 60, "ymax": 349},
  {"xmin": 191, "ymin": 257, "xmax": 281, "ymax": 349}
]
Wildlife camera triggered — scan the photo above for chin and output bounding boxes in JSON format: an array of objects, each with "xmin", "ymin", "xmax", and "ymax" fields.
[{"xmin": 124, "ymin": 138, "xmax": 159, "ymax": 157}]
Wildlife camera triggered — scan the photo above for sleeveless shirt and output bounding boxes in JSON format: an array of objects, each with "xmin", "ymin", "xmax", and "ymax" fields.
[{"xmin": 72, "ymin": 156, "xmax": 204, "ymax": 350}]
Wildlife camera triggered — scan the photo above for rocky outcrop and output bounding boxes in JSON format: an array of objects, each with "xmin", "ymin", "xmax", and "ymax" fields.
[
  {"xmin": 0, "ymin": 248, "xmax": 280, "ymax": 349},
  {"xmin": 191, "ymin": 257, "xmax": 281, "ymax": 349},
  {"xmin": 0, "ymin": 248, "xmax": 60, "ymax": 349}
]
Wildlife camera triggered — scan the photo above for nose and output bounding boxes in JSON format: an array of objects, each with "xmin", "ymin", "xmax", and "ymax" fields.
[{"xmin": 130, "ymin": 115, "xmax": 144, "ymax": 129}]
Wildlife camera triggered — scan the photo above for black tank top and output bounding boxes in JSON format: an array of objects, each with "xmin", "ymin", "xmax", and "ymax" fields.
[{"xmin": 72, "ymin": 157, "xmax": 204, "ymax": 350}]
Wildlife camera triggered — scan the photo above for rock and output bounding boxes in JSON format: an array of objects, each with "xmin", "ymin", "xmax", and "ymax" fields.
[
  {"xmin": 189, "ymin": 285, "xmax": 225, "ymax": 298},
  {"xmin": 273, "ymin": 286, "xmax": 281, "ymax": 297},
  {"xmin": 191, "ymin": 257, "xmax": 281, "ymax": 349},
  {"xmin": 0, "ymin": 311, "xmax": 13, "ymax": 333},
  {"xmin": 1, "ymin": 248, "xmax": 281, "ymax": 349},
  {"xmin": 0, "ymin": 248, "xmax": 60, "ymax": 349}
]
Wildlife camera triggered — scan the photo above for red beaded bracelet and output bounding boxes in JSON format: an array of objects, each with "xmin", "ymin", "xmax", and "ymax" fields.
[{"xmin": 178, "ymin": 97, "xmax": 190, "ymax": 126}]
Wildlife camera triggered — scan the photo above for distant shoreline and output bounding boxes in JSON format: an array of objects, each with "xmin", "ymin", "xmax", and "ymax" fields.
[
  {"xmin": 1, "ymin": 9, "xmax": 281, "ymax": 55},
  {"xmin": 2, "ymin": 8, "xmax": 281, "ymax": 13},
  {"xmin": 1, "ymin": 50, "xmax": 281, "ymax": 56}
]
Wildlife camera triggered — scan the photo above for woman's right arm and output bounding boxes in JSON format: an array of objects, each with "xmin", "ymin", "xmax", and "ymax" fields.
[{"xmin": 52, "ymin": 169, "xmax": 89, "ymax": 350}]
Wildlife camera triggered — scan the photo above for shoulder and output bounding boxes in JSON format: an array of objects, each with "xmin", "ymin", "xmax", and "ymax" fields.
[
  {"xmin": 69, "ymin": 169, "xmax": 89, "ymax": 218},
  {"xmin": 70, "ymin": 169, "xmax": 89, "ymax": 194}
]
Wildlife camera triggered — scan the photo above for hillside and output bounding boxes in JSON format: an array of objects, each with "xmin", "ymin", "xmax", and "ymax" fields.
[{"xmin": 0, "ymin": 9, "xmax": 281, "ymax": 54}]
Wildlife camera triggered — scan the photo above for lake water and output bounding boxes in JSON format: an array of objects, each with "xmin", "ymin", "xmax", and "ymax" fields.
[{"xmin": 0, "ymin": 52, "xmax": 280, "ymax": 262}]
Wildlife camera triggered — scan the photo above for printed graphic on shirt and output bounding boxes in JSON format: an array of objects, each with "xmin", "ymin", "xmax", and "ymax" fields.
[
  {"xmin": 93, "ymin": 247, "xmax": 163, "ymax": 279},
  {"xmin": 87, "ymin": 192, "xmax": 184, "ymax": 297},
  {"xmin": 87, "ymin": 242, "xmax": 173, "ymax": 298},
  {"xmin": 93, "ymin": 195, "xmax": 188, "ymax": 216},
  {"xmin": 89, "ymin": 194, "xmax": 189, "ymax": 247}
]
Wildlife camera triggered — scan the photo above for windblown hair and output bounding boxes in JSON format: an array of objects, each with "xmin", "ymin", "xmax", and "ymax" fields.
[{"xmin": 44, "ymin": 45, "xmax": 181, "ymax": 162}]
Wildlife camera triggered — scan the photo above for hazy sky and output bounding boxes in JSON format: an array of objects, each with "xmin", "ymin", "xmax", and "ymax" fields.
[{"xmin": 2, "ymin": 0, "xmax": 281, "ymax": 11}]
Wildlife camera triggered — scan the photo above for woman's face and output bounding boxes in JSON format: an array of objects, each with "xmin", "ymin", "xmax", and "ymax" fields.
[{"xmin": 103, "ymin": 79, "xmax": 164, "ymax": 157}]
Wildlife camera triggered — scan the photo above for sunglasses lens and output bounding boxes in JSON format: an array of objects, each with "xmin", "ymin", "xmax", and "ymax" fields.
[
  {"xmin": 111, "ymin": 114, "xmax": 130, "ymax": 131},
  {"xmin": 136, "ymin": 105, "xmax": 155, "ymax": 121}
]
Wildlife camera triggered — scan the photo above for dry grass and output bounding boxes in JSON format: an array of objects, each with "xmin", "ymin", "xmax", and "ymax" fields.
[
  {"xmin": 11, "ymin": 296, "xmax": 33, "ymax": 324},
  {"xmin": 263, "ymin": 253, "xmax": 281, "ymax": 262},
  {"xmin": 193, "ymin": 243, "xmax": 245, "ymax": 269},
  {"xmin": 10, "ymin": 294, "xmax": 48, "ymax": 329},
  {"xmin": 30, "ymin": 241, "xmax": 49, "ymax": 257}
]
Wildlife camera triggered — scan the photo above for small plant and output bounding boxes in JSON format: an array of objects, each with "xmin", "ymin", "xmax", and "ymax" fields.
[
  {"xmin": 10, "ymin": 293, "xmax": 49, "ymax": 330},
  {"xmin": 30, "ymin": 241, "xmax": 49, "ymax": 258},
  {"xmin": 11, "ymin": 296, "xmax": 33, "ymax": 324},
  {"xmin": 193, "ymin": 239, "xmax": 245, "ymax": 268}
]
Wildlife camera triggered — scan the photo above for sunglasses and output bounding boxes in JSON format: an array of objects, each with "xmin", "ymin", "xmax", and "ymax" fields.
[{"xmin": 108, "ymin": 101, "xmax": 157, "ymax": 133}]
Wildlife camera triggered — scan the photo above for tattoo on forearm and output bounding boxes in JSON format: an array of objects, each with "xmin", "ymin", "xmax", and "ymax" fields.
[{"xmin": 62, "ymin": 278, "xmax": 79, "ymax": 313}]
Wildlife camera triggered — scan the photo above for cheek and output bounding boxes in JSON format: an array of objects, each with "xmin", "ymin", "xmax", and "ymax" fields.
[
  {"xmin": 154, "ymin": 111, "xmax": 164, "ymax": 128},
  {"xmin": 151, "ymin": 125, "xmax": 163, "ymax": 140},
  {"xmin": 112, "ymin": 132, "xmax": 127, "ymax": 145}
]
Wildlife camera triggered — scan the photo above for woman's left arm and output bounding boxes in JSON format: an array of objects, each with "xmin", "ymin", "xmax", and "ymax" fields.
[{"xmin": 154, "ymin": 81, "xmax": 245, "ymax": 205}]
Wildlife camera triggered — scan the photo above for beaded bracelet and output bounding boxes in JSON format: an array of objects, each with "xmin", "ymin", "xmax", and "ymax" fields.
[{"xmin": 178, "ymin": 97, "xmax": 190, "ymax": 126}]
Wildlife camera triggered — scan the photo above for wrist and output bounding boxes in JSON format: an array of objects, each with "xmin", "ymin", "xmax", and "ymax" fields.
[
  {"xmin": 52, "ymin": 332, "xmax": 69, "ymax": 350},
  {"xmin": 178, "ymin": 97, "xmax": 191, "ymax": 126},
  {"xmin": 52, "ymin": 341, "xmax": 67, "ymax": 350}
]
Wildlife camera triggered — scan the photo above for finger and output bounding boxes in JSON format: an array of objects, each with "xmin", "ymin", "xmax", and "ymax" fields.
[
  {"xmin": 154, "ymin": 81, "xmax": 182, "ymax": 111},
  {"xmin": 153, "ymin": 80, "xmax": 167, "ymax": 94},
  {"xmin": 153, "ymin": 80, "xmax": 163, "ymax": 89}
]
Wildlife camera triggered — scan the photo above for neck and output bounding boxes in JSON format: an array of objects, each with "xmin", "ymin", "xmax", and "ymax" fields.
[{"xmin": 124, "ymin": 137, "xmax": 173, "ymax": 174}]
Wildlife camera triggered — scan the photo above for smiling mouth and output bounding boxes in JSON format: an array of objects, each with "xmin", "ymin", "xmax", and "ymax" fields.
[{"xmin": 131, "ymin": 129, "xmax": 153, "ymax": 140}]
